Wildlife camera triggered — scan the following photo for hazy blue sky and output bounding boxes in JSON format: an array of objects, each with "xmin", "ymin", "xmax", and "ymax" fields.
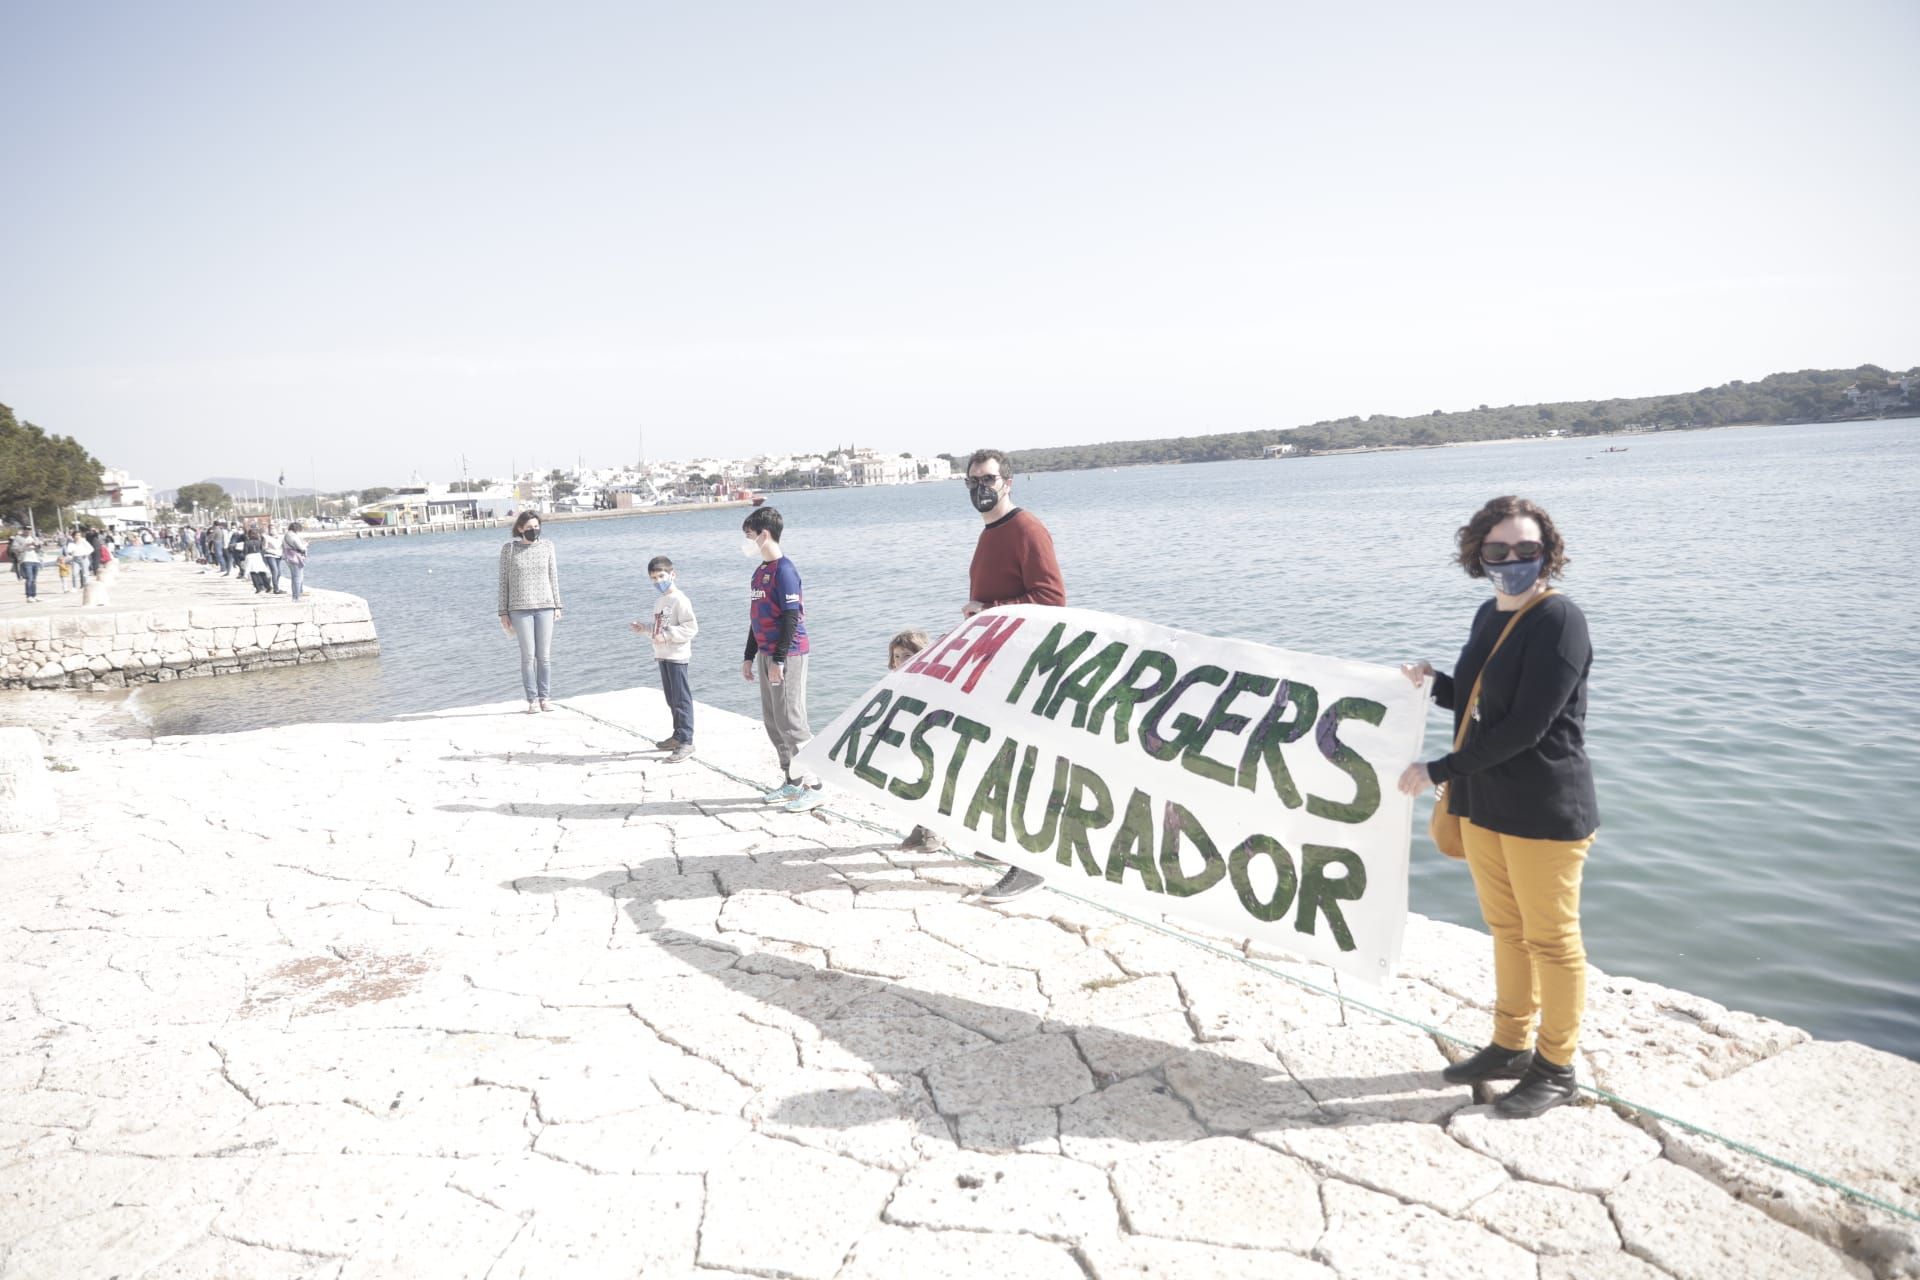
[{"xmin": 3, "ymin": 1, "xmax": 1914, "ymax": 491}]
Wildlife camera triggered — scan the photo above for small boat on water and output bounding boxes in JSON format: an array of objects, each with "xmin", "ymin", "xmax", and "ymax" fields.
[{"xmin": 1602, "ymin": 446, "xmax": 1630, "ymax": 453}]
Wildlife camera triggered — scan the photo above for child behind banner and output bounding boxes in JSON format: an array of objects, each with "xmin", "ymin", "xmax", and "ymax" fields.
[{"xmin": 888, "ymin": 628, "xmax": 946, "ymax": 853}]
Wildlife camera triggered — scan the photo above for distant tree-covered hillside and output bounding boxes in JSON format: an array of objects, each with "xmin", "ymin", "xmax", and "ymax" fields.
[{"xmin": 1003, "ymin": 364, "xmax": 1915, "ymax": 473}]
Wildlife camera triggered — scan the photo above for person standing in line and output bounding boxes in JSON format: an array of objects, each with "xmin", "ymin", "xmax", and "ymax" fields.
[
  {"xmin": 1397, "ymin": 495, "xmax": 1599, "ymax": 1120},
  {"xmin": 260, "ymin": 521, "xmax": 285, "ymax": 592},
  {"xmin": 281, "ymin": 522, "xmax": 311, "ymax": 601},
  {"xmin": 6, "ymin": 532, "xmax": 20, "ymax": 581},
  {"xmin": 227, "ymin": 524, "xmax": 248, "ymax": 578},
  {"xmin": 632, "ymin": 554, "xmax": 698, "ymax": 762},
  {"xmin": 65, "ymin": 529, "xmax": 89, "ymax": 592},
  {"xmin": 498, "ymin": 510, "xmax": 562, "ymax": 713},
  {"xmin": 960, "ymin": 447, "xmax": 1068, "ymax": 901},
  {"xmin": 739, "ymin": 506, "xmax": 823, "ymax": 813},
  {"xmin": 15, "ymin": 535, "xmax": 40, "ymax": 599},
  {"xmin": 242, "ymin": 527, "xmax": 271, "ymax": 593}
]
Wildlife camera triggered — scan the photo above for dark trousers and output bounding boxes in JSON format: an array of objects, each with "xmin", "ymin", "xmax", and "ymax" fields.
[{"xmin": 658, "ymin": 660, "xmax": 694, "ymax": 745}]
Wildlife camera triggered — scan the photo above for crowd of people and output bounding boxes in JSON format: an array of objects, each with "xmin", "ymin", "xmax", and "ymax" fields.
[
  {"xmin": 493, "ymin": 448, "xmax": 1600, "ymax": 1121},
  {"xmin": 5, "ymin": 519, "xmax": 315, "ymax": 604},
  {"xmin": 5, "ymin": 526, "xmax": 119, "ymax": 603}
]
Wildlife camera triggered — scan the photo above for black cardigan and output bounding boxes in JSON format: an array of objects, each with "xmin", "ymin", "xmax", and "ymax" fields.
[{"xmin": 1426, "ymin": 593, "xmax": 1600, "ymax": 842}]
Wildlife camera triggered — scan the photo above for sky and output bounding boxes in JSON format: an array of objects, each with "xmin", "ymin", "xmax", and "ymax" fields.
[{"xmin": 2, "ymin": 0, "xmax": 1915, "ymax": 492}]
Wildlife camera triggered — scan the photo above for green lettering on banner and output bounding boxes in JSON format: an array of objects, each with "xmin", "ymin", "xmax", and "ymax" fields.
[
  {"xmin": 1182, "ymin": 671, "xmax": 1279, "ymax": 787},
  {"xmin": 1044, "ymin": 641, "xmax": 1128, "ymax": 727},
  {"xmin": 828, "ymin": 691, "xmax": 893, "ymax": 772},
  {"xmin": 1006, "ymin": 623, "xmax": 1096, "ymax": 711},
  {"xmin": 1236, "ymin": 678, "xmax": 1318, "ymax": 807},
  {"xmin": 1296, "ymin": 844, "xmax": 1366, "ymax": 951},
  {"xmin": 1159, "ymin": 800, "xmax": 1226, "ymax": 897},
  {"xmin": 854, "ymin": 694, "xmax": 925, "ymax": 788},
  {"xmin": 1139, "ymin": 665, "xmax": 1229, "ymax": 762},
  {"xmin": 1104, "ymin": 789, "xmax": 1164, "ymax": 892},
  {"xmin": 1054, "ymin": 764, "xmax": 1113, "ymax": 876},
  {"xmin": 1307, "ymin": 697, "xmax": 1386, "ymax": 824},
  {"xmin": 1011, "ymin": 747, "xmax": 1070, "ymax": 853},
  {"xmin": 964, "ymin": 738, "xmax": 1019, "ymax": 841},
  {"xmin": 1227, "ymin": 834, "xmax": 1299, "ymax": 923},
  {"xmin": 890, "ymin": 708, "xmax": 953, "ymax": 802},
  {"xmin": 1088, "ymin": 650, "xmax": 1177, "ymax": 742},
  {"xmin": 936, "ymin": 716, "xmax": 993, "ymax": 816}
]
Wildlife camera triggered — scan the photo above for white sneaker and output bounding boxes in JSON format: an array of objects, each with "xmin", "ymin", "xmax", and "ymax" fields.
[
  {"xmin": 782, "ymin": 787, "xmax": 826, "ymax": 814},
  {"xmin": 762, "ymin": 781, "xmax": 805, "ymax": 804}
]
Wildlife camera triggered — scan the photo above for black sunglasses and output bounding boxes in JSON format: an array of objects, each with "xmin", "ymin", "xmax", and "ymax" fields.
[
  {"xmin": 965, "ymin": 475, "xmax": 1005, "ymax": 491},
  {"xmin": 1480, "ymin": 540, "xmax": 1543, "ymax": 563}
]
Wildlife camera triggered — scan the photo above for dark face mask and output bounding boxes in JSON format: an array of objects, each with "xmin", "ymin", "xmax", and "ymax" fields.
[
  {"xmin": 522, "ymin": 528, "xmax": 541, "ymax": 542},
  {"xmin": 967, "ymin": 480, "xmax": 1002, "ymax": 513}
]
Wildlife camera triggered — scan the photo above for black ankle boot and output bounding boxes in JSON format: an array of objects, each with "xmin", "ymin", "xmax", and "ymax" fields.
[
  {"xmin": 1442, "ymin": 1043, "xmax": 1534, "ymax": 1085},
  {"xmin": 1495, "ymin": 1056, "xmax": 1577, "ymax": 1118}
]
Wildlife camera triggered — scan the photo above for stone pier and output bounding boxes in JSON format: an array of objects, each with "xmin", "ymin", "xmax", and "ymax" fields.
[
  {"xmin": 0, "ymin": 559, "xmax": 377, "ymax": 691},
  {"xmin": 0, "ymin": 688, "xmax": 1913, "ymax": 1278}
]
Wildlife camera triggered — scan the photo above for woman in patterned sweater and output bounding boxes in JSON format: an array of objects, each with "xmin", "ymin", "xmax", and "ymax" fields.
[{"xmin": 497, "ymin": 511, "xmax": 564, "ymax": 712}]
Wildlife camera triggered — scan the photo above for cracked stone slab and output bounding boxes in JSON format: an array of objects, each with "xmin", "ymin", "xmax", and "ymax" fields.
[
  {"xmin": 840, "ymin": 1224, "xmax": 1084, "ymax": 1279},
  {"xmin": 210, "ymin": 1156, "xmax": 456, "ymax": 1257},
  {"xmin": 1275, "ymin": 1024, "xmax": 1465, "ymax": 1123},
  {"xmin": 1059, "ymin": 1076, "xmax": 1206, "ymax": 1168},
  {"xmin": 1607, "ymin": 1158, "xmax": 1870, "ymax": 1280},
  {"xmin": 1081, "ymin": 1233, "xmax": 1337, "ymax": 1280},
  {"xmin": 955, "ymin": 1105, "xmax": 1060, "ymax": 1154},
  {"xmin": 1466, "ymin": 1178, "xmax": 1622, "ymax": 1256},
  {"xmin": 697, "ymin": 1134, "xmax": 896, "ymax": 1278},
  {"xmin": 744, "ymin": 1069, "xmax": 946, "ymax": 1170},
  {"xmin": 923, "ymin": 1033, "xmax": 1094, "ymax": 1114},
  {"xmin": 1109, "ymin": 1135, "xmax": 1322, "ymax": 1251},
  {"xmin": 1162, "ymin": 1039, "xmax": 1320, "ymax": 1132},
  {"xmin": 884, "ymin": 1149, "xmax": 1119, "ymax": 1242},
  {"xmin": 1318, "ymin": 1179, "xmax": 1537, "ymax": 1280},
  {"xmin": 1258, "ymin": 1117, "xmax": 1510, "ymax": 1216},
  {"xmin": 532, "ymin": 1105, "xmax": 752, "ymax": 1174},
  {"xmin": 1632, "ymin": 1039, "xmax": 1920, "ymax": 1278},
  {"xmin": 1447, "ymin": 1103, "xmax": 1661, "ymax": 1195}
]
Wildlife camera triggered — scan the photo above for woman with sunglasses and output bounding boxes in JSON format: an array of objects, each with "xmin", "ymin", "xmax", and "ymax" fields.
[{"xmin": 1397, "ymin": 495, "xmax": 1599, "ymax": 1119}]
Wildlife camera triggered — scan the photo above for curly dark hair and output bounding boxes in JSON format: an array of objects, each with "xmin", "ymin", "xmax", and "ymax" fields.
[{"xmin": 1454, "ymin": 496, "xmax": 1570, "ymax": 580}]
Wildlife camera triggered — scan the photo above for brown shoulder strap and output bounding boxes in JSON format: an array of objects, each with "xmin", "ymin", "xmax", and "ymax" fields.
[{"xmin": 1449, "ymin": 589, "xmax": 1556, "ymax": 752}]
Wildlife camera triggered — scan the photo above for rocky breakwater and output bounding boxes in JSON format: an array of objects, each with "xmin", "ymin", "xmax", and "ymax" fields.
[{"xmin": 0, "ymin": 592, "xmax": 378, "ymax": 691}]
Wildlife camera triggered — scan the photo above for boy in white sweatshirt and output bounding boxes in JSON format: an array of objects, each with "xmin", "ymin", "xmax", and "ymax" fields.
[{"xmin": 632, "ymin": 555, "xmax": 699, "ymax": 761}]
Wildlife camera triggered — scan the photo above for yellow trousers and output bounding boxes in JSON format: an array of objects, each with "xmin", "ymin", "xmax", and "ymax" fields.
[{"xmin": 1461, "ymin": 818, "xmax": 1595, "ymax": 1066}]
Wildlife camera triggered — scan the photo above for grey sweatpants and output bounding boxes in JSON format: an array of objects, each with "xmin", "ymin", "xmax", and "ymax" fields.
[{"xmin": 756, "ymin": 653, "xmax": 818, "ymax": 785}]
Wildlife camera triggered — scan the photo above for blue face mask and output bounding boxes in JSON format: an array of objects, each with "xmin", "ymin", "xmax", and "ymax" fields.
[
  {"xmin": 652, "ymin": 577, "xmax": 674, "ymax": 595},
  {"xmin": 1485, "ymin": 556, "xmax": 1545, "ymax": 596}
]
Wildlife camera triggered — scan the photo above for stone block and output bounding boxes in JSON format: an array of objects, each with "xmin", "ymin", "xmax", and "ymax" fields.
[
  {"xmin": 885, "ymin": 1150, "xmax": 1118, "ymax": 1241},
  {"xmin": 1447, "ymin": 1103, "xmax": 1660, "ymax": 1195},
  {"xmin": 697, "ymin": 1135, "xmax": 895, "ymax": 1279},
  {"xmin": 1110, "ymin": 1136, "xmax": 1322, "ymax": 1251},
  {"xmin": 1318, "ymin": 1180, "xmax": 1536, "ymax": 1280},
  {"xmin": 1467, "ymin": 1180, "xmax": 1621, "ymax": 1256},
  {"xmin": 1607, "ymin": 1159, "xmax": 1868, "ymax": 1279},
  {"xmin": 148, "ymin": 609, "xmax": 192, "ymax": 632},
  {"xmin": 1259, "ymin": 1118, "xmax": 1509, "ymax": 1215},
  {"xmin": 189, "ymin": 605, "xmax": 258, "ymax": 629},
  {"xmin": 114, "ymin": 611, "xmax": 153, "ymax": 635},
  {"xmin": 321, "ymin": 620, "xmax": 378, "ymax": 645},
  {"xmin": 924, "ymin": 1034, "xmax": 1093, "ymax": 1114}
]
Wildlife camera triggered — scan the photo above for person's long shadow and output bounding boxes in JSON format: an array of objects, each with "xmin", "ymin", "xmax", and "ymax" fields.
[{"xmin": 504, "ymin": 806, "xmax": 1468, "ymax": 1154}]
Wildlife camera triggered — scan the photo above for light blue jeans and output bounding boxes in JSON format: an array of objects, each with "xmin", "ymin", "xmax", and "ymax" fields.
[
  {"xmin": 509, "ymin": 608, "xmax": 555, "ymax": 702},
  {"xmin": 286, "ymin": 561, "xmax": 306, "ymax": 601}
]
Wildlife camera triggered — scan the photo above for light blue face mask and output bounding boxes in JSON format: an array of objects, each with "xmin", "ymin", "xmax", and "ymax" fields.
[
  {"xmin": 1485, "ymin": 556, "xmax": 1545, "ymax": 595},
  {"xmin": 652, "ymin": 577, "xmax": 674, "ymax": 595}
]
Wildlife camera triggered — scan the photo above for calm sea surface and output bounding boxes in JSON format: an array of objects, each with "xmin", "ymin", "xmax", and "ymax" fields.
[{"xmin": 131, "ymin": 419, "xmax": 1920, "ymax": 1059}]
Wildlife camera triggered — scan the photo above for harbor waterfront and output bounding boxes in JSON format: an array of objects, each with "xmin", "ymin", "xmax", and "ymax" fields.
[
  {"xmin": 2, "ymin": 687, "xmax": 1915, "ymax": 1277},
  {"xmin": 119, "ymin": 417, "xmax": 1920, "ymax": 1063}
]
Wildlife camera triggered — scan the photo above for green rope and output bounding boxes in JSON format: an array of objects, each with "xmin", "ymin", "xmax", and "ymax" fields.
[{"xmin": 568, "ymin": 707, "xmax": 1919, "ymax": 1229}]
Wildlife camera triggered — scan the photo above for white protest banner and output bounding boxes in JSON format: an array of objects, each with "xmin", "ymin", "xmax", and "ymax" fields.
[{"xmin": 793, "ymin": 606, "xmax": 1427, "ymax": 983}]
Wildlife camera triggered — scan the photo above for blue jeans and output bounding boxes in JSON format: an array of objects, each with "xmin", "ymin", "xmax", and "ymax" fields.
[
  {"xmin": 659, "ymin": 659, "xmax": 694, "ymax": 745},
  {"xmin": 286, "ymin": 560, "xmax": 306, "ymax": 601},
  {"xmin": 264, "ymin": 555, "xmax": 283, "ymax": 590},
  {"xmin": 20, "ymin": 562, "xmax": 38, "ymax": 599},
  {"xmin": 510, "ymin": 608, "xmax": 555, "ymax": 702}
]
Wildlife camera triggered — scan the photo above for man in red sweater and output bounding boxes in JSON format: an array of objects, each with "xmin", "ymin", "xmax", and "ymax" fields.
[{"xmin": 962, "ymin": 448, "xmax": 1066, "ymax": 901}]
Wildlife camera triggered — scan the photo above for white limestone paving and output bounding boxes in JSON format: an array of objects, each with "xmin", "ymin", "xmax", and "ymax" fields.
[{"xmin": 0, "ymin": 687, "xmax": 1914, "ymax": 1279}]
